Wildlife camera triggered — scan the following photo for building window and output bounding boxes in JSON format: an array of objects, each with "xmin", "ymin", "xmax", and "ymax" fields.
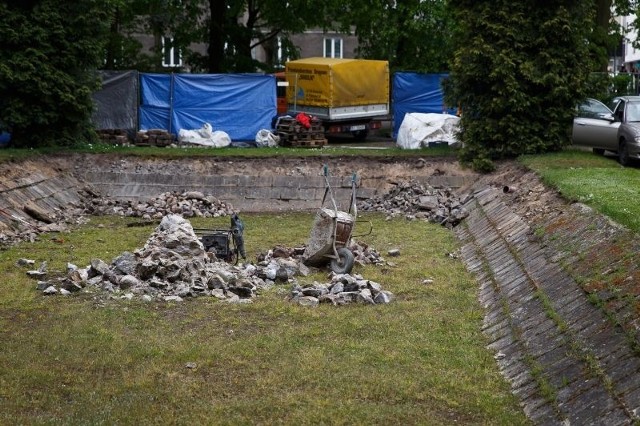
[
  {"xmin": 162, "ymin": 36, "xmax": 182, "ymax": 67},
  {"xmin": 324, "ymin": 37, "xmax": 343, "ymax": 58}
]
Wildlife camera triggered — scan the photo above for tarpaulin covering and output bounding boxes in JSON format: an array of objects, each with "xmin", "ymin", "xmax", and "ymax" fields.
[
  {"xmin": 139, "ymin": 73, "xmax": 276, "ymax": 141},
  {"xmin": 92, "ymin": 70, "xmax": 139, "ymax": 135},
  {"xmin": 285, "ymin": 58, "xmax": 389, "ymax": 108},
  {"xmin": 392, "ymin": 72, "xmax": 455, "ymax": 137}
]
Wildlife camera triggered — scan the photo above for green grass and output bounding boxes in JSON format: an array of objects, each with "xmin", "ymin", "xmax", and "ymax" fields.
[
  {"xmin": 0, "ymin": 213, "xmax": 527, "ymax": 425},
  {"xmin": 0, "ymin": 142, "xmax": 455, "ymax": 162},
  {"xmin": 520, "ymin": 149, "xmax": 640, "ymax": 232}
]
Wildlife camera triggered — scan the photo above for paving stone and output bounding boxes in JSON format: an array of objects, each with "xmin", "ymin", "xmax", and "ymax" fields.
[
  {"xmin": 524, "ymin": 331, "xmax": 567, "ymax": 358},
  {"xmin": 461, "ymin": 186, "xmax": 640, "ymax": 425},
  {"xmin": 525, "ymin": 402, "xmax": 563, "ymax": 425},
  {"xmin": 540, "ymin": 273, "xmax": 581, "ymax": 301},
  {"xmin": 484, "ymin": 319, "xmax": 512, "ymax": 342},
  {"xmin": 609, "ymin": 357, "xmax": 640, "ymax": 390},
  {"xmin": 487, "ymin": 333, "xmax": 516, "ymax": 352},
  {"xmin": 544, "ymin": 357, "xmax": 586, "ymax": 389},
  {"xmin": 519, "ymin": 317, "xmax": 559, "ymax": 342},
  {"xmin": 512, "ymin": 377, "xmax": 542, "ymax": 402},
  {"xmin": 583, "ymin": 327, "xmax": 629, "ymax": 360},
  {"xmin": 522, "ymin": 395, "xmax": 560, "ymax": 423},
  {"xmin": 590, "ymin": 408, "xmax": 635, "ymax": 426},
  {"xmin": 562, "ymin": 385, "xmax": 624, "ymax": 426},
  {"xmin": 620, "ymin": 384, "xmax": 640, "ymax": 417}
]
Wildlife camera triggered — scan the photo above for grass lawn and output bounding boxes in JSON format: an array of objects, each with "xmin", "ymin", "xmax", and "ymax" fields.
[
  {"xmin": 0, "ymin": 213, "xmax": 527, "ymax": 425},
  {"xmin": 520, "ymin": 149, "xmax": 640, "ymax": 233},
  {"xmin": 0, "ymin": 142, "xmax": 455, "ymax": 162}
]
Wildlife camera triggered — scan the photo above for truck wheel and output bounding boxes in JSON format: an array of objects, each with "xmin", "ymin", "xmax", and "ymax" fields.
[
  {"xmin": 330, "ymin": 248, "xmax": 355, "ymax": 274},
  {"xmin": 351, "ymin": 129, "xmax": 369, "ymax": 141}
]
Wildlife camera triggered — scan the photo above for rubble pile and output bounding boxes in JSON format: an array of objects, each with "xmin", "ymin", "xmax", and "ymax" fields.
[
  {"xmin": 289, "ymin": 273, "xmax": 394, "ymax": 306},
  {"xmin": 257, "ymin": 240, "xmax": 385, "ymax": 268},
  {"xmin": 27, "ymin": 215, "xmax": 394, "ymax": 306},
  {"xmin": 33, "ymin": 215, "xmax": 270, "ymax": 302},
  {"xmin": 358, "ymin": 180, "xmax": 469, "ymax": 227},
  {"xmin": 0, "ymin": 204, "xmax": 89, "ymax": 247},
  {"xmin": 83, "ymin": 190, "xmax": 234, "ymax": 220}
]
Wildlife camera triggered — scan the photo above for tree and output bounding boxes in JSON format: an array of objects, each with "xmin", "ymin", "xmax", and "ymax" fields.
[
  {"xmin": 342, "ymin": 0, "xmax": 453, "ymax": 72},
  {"xmin": 0, "ymin": 1, "xmax": 112, "ymax": 147},
  {"xmin": 133, "ymin": 0, "xmax": 336, "ymax": 73},
  {"xmin": 446, "ymin": 0, "xmax": 594, "ymax": 171}
]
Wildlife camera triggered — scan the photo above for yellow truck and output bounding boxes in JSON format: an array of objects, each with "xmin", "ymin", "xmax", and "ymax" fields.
[{"xmin": 281, "ymin": 57, "xmax": 390, "ymax": 140}]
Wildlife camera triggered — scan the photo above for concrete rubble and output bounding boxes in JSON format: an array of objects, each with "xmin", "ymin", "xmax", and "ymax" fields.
[
  {"xmin": 358, "ymin": 179, "xmax": 470, "ymax": 227},
  {"xmin": 26, "ymin": 214, "xmax": 393, "ymax": 306},
  {"xmin": 82, "ymin": 189, "xmax": 234, "ymax": 220}
]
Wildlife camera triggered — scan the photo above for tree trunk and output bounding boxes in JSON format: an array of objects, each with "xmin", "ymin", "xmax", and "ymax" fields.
[{"xmin": 207, "ymin": 0, "xmax": 225, "ymax": 73}]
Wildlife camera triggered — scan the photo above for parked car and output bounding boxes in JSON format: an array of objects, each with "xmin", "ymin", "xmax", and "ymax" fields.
[{"xmin": 572, "ymin": 96, "xmax": 640, "ymax": 165}]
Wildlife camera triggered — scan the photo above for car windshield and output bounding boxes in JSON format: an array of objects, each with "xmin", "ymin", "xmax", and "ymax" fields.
[{"xmin": 627, "ymin": 102, "xmax": 640, "ymax": 122}]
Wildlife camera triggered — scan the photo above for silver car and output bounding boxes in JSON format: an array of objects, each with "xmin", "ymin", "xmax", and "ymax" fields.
[{"xmin": 572, "ymin": 96, "xmax": 640, "ymax": 165}]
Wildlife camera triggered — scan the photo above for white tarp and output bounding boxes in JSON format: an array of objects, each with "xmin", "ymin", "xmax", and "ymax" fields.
[
  {"xmin": 178, "ymin": 123, "xmax": 231, "ymax": 148},
  {"xmin": 396, "ymin": 113, "xmax": 460, "ymax": 149}
]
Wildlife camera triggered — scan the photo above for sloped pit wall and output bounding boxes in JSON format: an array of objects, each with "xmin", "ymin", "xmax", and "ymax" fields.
[
  {"xmin": 0, "ymin": 157, "xmax": 87, "ymax": 232},
  {"xmin": 0, "ymin": 155, "xmax": 476, "ymax": 231},
  {"xmin": 74, "ymin": 156, "xmax": 476, "ymax": 212},
  {"xmin": 456, "ymin": 186, "xmax": 640, "ymax": 424}
]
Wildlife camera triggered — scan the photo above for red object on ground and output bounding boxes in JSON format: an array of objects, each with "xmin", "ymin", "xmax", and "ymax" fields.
[{"xmin": 296, "ymin": 113, "xmax": 311, "ymax": 129}]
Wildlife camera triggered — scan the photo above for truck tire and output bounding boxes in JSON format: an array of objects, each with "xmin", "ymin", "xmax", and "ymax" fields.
[
  {"xmin": 330, "ymin": 248, "xmax": 355, "ymax": 274},
  {"xmin": 351, "ymin": 129, "xmax": 369, "ymax": 141}
]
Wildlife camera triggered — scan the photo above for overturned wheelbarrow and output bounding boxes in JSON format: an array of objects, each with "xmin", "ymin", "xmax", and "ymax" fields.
[{"xmin": 302, "ymin": 166, "xmax": 358, "ymax": 274}]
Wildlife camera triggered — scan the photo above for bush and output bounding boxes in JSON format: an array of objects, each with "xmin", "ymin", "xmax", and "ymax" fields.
[{"xmin": 0, "ymin": 1, "xmax": 110, "ymax": 148}]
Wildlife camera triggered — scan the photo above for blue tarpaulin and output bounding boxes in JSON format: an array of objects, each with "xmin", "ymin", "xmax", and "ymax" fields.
[
  {"xmin": 392, "ymin": 73, "xmax": 455, "ymax": 137},
  {"xmin": 139, "ymin": 73, "xmax": 277, "ymax": 141}
]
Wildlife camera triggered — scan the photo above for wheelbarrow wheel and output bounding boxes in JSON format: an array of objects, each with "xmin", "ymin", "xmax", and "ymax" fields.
[{"xmin": 330, "ymin": 247, "xmax": 355, "ymax": 274}]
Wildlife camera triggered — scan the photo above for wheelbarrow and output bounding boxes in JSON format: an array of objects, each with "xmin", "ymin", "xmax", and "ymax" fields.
[{"xmin": 302, "ymin": 166, "xmax": 359, "ymax": 274}]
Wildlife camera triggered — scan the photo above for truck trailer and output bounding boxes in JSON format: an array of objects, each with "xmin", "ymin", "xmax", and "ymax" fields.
[{"xmin": 280, "ymin": 58, "xmax": 390, "ymax": 141}]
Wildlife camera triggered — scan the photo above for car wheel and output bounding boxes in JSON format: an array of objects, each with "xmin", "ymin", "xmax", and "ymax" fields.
[
  {"xmin": 593, "ymin": 148, "xmax": 605, "ymax": 155},
  {"xmin": 619, "ymin": 140, "xmax": 630, "ymax": 166}
]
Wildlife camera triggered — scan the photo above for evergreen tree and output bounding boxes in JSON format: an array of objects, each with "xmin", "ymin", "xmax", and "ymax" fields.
[
  {"xmin": 0, "ymin": 1, "xmax": 111, "ymax": 147},
  {"xmin": 446, "ymin": 1, "xmax": 594, "ymax": 171}
]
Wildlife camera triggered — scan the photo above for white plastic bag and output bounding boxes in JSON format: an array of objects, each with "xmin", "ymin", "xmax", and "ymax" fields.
[
  {"xmin": 255, "ymin": 129, "xmax": 280, "ymax": 147},
  {"xmin": 178, "ymin": 123, "xmax": 231, "ymax": 148}
]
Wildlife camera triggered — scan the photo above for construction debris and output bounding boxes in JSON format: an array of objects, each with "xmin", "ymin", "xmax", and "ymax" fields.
[
  {"xmin": 27, "ymin": 215, "xmax": 394, "ymax": 306},
  {"xmin": 289, "ymin": 272, "xmax": 394, "ymax": 306},
  {"xmin": 83, "ymin": 190, "xmax": 234, "ymax": 220},
  {"xmin": 358, "ymin": 179, "xmax": 469, "ymax": 227}
]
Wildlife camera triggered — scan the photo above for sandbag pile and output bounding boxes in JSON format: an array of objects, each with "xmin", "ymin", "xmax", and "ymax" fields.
[
  {"xmin": 83, "ymin": 190, "xmax": 234, "ymax": 220},
  {"xmin": 358, "ymin": 180, "xmax": 469, "ymax": 227}
]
